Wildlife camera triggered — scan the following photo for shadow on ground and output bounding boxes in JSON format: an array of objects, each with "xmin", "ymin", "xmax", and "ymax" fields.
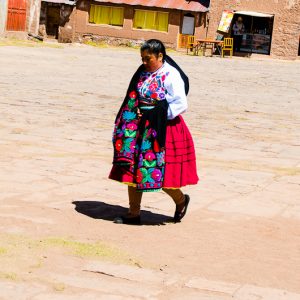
[{"xmin": 72, "ymin": 201, "xmax": 173, "ymax": 226}]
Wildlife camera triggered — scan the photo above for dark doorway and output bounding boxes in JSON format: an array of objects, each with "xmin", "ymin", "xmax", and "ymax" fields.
[
  {"xmin": 40, "ymin": 2, "xmax": 60, "ymax": 39},
  {"xmin": 232, "ymin": 13, "xmax": 274, "ymax": 55}
]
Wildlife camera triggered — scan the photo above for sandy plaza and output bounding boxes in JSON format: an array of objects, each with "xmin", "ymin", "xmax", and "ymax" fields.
[{"xmin": 0, "ymin": 41, "xmax": 300, "ymax": 299}]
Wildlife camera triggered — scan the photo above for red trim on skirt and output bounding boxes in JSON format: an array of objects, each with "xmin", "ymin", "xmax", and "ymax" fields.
[{"xmin": 109, "ymin": 115, "xmax": 199, "ymax": 189}]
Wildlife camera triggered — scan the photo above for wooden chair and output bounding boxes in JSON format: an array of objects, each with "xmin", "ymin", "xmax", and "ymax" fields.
[
  {"xmin": 214, "ymin": 34, "xmax": 224, "ymax": 56},
  {"xmin": 221, "ymin": 37, "xmax": 233, "ymax": 57},
  {"xmin": 186, "ymin": 35, "xmax": 195, "ymax": 54},
  {"xmin": 203, "ymin": 37, "xmax": 214, "ymax": 57}
]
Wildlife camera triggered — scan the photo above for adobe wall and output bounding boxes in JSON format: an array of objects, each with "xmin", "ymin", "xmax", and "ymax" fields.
[
  {"xmin": 207, "ymin": 0, "xmax": 300, "ymax": 59},
  {"xmin": 58, "ymin": 4, "xmax": 75, "ymax": 43},
  {"xmin": 27, "ymin": 0, "xmax": 41, "ymax": 34},
  {"xmin": 69, "ymin": 0, "xmax": 206, "ymax": 48}
]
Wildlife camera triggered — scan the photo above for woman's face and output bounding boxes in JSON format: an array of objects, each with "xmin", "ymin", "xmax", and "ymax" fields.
[{"xmin": 141, "ymin": 50, "xmax": 163, "ymax": 72}]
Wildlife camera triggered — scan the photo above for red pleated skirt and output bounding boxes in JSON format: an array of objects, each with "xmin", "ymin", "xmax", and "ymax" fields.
[{"xmin": 109, "ymin": 115, "xmax": 199, "ymax": 189}]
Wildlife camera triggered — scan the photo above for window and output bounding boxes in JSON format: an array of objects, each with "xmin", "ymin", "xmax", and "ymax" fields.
[
  {"xmin": 89, "ymin": 5, "xmax": 124, "ymax": 26},
  {"xmin": 133, "ymin": 10, "xmax": 169, "ymax": 32}
]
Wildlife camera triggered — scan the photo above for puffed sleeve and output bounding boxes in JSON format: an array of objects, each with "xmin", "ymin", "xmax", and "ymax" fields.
[{"xmin": 164, "ymin": 66, "xmax": 188, "ymax": 120}]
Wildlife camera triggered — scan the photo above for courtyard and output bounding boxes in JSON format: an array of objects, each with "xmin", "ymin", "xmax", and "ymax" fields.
[{"xmin": 0, "ymin": 40, "xmax": 300, "ymax": 299}]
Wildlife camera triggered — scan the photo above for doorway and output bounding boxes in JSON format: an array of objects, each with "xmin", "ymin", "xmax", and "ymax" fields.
[
  {"xmin": 40, "ymin": 2, "xmax": 60, "ymax": 39},
  {"xmin": 232, "ymin": 13, "xmax": 274, "ymax": 55},
  {"xmin": 6, "ymin": 0, "xmax": 26, "ymax": 31},
  {"xmin": 182, "ymin": 13, "xmax": 195, "ymax": 35}
]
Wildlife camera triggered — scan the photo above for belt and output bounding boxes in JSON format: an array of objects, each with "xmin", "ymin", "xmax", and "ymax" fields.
[{"xmin": 138, "ymin": 96, "xmax": 157, "ymax": 110}]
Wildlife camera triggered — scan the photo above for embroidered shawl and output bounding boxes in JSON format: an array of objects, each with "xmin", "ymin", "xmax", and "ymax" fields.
[{"xmin": 112, "ymin": 66, "xmax": 168, "ymax": 192}]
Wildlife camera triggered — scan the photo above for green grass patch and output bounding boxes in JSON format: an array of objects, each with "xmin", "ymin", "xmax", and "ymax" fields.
[
  {"xmin": 0, "ymin": 247, "xmax": 7, "ymax": 255},
  {"xmin": 83, "ymin": 40, "xmax": 109, "ymax": 48},
  {"xmin": 0, "ymin": 38, "xmax": 63, "ymax": 48},
  {"xmin": 52, "ymin": 282, "xmax": 65, "ymax": 292},
  {"xmin": 41, "ymin": 237, "xmax": 126, "ymax": 260},
  {"xmin": 0, "ymin": 272, "xmax": 18, "ymax": 281},
  {"xmin": 0, "ymin": 234, "xmax": 140, "ymax": 266}
]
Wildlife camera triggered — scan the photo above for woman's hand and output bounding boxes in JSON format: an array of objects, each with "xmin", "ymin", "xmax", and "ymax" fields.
[{"xmin": 137, "ymin": 107, "xmax": 143, "ymax": 118}]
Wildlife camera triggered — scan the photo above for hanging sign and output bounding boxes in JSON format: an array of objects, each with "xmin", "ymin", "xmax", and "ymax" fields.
[{"xmin": 217, "ymin": 10, "xmax": 234, "ymax": 33}]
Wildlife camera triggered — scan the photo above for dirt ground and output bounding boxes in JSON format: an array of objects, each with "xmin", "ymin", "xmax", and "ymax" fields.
[{"xmin": 0, "ymin": 39, "xmax": 300, "ymax": 300}]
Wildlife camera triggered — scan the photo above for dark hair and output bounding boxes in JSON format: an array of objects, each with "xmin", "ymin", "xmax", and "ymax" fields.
[
  {"xmin": 140, "ymin": 39, "xmax": 189, "ymax": 95},
  {"xmin": 140, "ymin": 39, "xmax": 167, "ymax": 61}
]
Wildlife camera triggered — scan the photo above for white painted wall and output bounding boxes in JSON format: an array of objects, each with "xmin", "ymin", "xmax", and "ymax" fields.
[
  {"xmin": 28, "ymin": 0, "xmax": 41, "ymax": 34},
  {"xmin": 0, "ymin": 0, "xmax": 8, "ymax": 34}
]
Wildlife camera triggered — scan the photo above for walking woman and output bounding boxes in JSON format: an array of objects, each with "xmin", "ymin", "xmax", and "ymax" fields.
[{"xmin": 109, "ymin": 39, "xmax": 198, "ymax": 224}]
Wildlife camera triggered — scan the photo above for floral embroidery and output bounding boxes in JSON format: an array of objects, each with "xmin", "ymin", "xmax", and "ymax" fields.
[
  {"xmin": 112, "ymin": 89, "xmax": 139, "ymax": 163},
  {"xmin": 156, "ymin": 152, "xmax": 165, "ymax": 167},
  {"xmin": 123, "ymin": 111, "xmax": 136, "ymax": 122},
  {"xmin": 113, "ymin": 64, "xmax": 170, "ymax": 191},
  {"xmin": 141, "ymin": 140, "xmax": 151, "ymax": 152},
  {"xmin": 145, "ymin": 151, "xmax": 156, "ymax": 161},
  {"xmin": 136, "ymin": 169, "xmax": 143, "ymax": 183},
  {"xmin": 128, "ymin": 98, "xmax": 136, "ymax": 109},
  {"xmin": 122, "ymin": 137, "xmax": 134, "ymax": 153},
  {"xmin": 139, "ymin": 168, "xmax": 155, "ymax": 184},
  {"xmin": 115, "ymin": 139, "xmax": 123, "ymax": 152},
  {"xmin": 151, "ymin": 169, "xmax": 162, "ymax": 182},
  {"xmin": 129, "ymin": 91, "xmax": 137, "ymax": 99},
  {"xmin": 126, "ymin": 123, "xmax": 138, "ymax": 131},
  {"xmin": 137, "ymin": 68, "xmax": 170, "ymax": 101},
  {"xmin": 138, "ymin": 154, "xmax": 143, "ymax": 168}
]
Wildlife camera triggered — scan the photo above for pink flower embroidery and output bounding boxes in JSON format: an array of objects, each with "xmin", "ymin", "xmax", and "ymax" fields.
[
  {"xmin": 126, "ymin": 122, "xmax": 138, "ymax": 130},
  {"xmin": 129, "ymin": 140, "xmax": 136, "ymax": 151},
  {"xmin": 151, "ymin": 169, "xmax": 162, "ymax": 182},
  {"xmin": 149, "ymin": 82, "xmax": 158, "ymax": 91},
  {"xmin": 145, "ymin": 151, "xmax": 156, "ymax": 162}
]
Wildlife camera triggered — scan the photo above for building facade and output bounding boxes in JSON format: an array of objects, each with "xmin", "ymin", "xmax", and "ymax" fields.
[
  {"xmin": 0, "ymin": 0, "xmax": 8, "ymax": 35},
  {"xmin": 1, "ymin": 0, "xmax": 299, "ymax": 59},
  {"xmin": 61, "ymin": 0, "xmax": 209, "ymax": 47},
  {"xmin": 207, "ymin": 0, "xmax": 300, "ymax": 59},
  {"xmin": 1, "ymin": 0, "xmax": 41, "ymax": 37}
]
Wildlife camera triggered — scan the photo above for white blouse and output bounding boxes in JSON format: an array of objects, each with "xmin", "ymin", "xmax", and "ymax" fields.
[{"xmin": 137, "ymin": 62, "xmax": 188, "ymax": 120}]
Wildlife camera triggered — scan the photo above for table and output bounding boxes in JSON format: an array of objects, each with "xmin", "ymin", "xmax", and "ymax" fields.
[{"xmin": 194, "ymin": 39, "xmax": 224, "ymax": 56}]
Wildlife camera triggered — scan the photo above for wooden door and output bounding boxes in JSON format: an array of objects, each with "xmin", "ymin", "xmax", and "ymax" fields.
[{"xmin": 6, "ymin": 0, "xmax": 27, "ymax": 31}]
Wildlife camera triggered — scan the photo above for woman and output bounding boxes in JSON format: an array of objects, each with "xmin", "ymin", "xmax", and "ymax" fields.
[
  {"xmin": 232, "ymin": 16, "xmax": 245, "ymax": 52},
  {"xmin": 109, "ymin": 39, "xmax": 198, "ymax": 224}
]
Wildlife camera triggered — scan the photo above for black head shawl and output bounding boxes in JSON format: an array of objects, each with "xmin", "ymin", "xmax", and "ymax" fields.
[
  {"xmin": 165, "ymin": 55, "xmax": 189, "ymax": 96},
  {"xmin": 128, "ymin": 55, "xmax": 189, "ymax": 95}
]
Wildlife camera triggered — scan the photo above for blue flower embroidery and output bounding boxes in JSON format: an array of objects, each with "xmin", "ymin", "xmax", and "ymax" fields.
[
  {"xmin": 141, "ymin": 168, "xmax": 155, "ymax": 184},
  {"xmin": 122, "ymin": 137, "xmax": 134, "ymax": 153},
  {"xmin": 123, "ymin": 111, "xmax": 136, "ymax": 122},
  {"xmin": 141, "ymin": 140, "xmax": 151, "ymax": 151},
  {"xmin": 156, "ymin": 152, "xmax": 165, "ymax": 166}
]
